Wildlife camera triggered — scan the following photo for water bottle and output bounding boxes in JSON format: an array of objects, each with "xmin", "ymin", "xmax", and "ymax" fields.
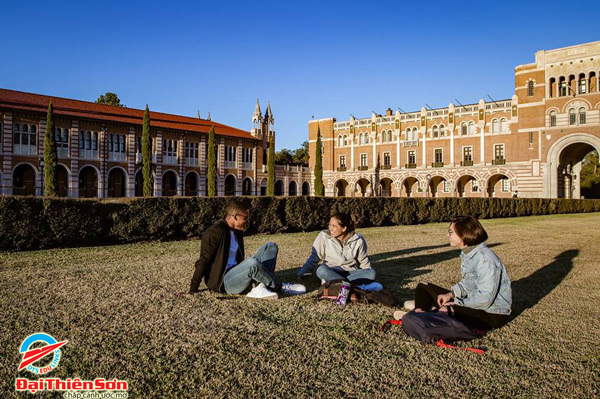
[{"xmin": 336, "ymin": 283, "xmax": 351, "ymax": 307}]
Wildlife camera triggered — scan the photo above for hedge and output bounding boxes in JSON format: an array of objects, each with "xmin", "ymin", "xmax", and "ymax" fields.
[{"xmin": 1, "ymin": 196, "xmax": 600, "ymax": 251}]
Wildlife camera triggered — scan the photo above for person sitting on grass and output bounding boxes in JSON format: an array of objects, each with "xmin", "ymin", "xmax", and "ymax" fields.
[
  {"xmin": 189, "ymin": 199, "xmax": 305, "ymax": 300},
  {"xmin": 297, "ymin": 212, "xmax": 379, "ymax": 290},
  {"xmin": 395, "ymin": 215, "xmax": 512, "ymax": 332}
]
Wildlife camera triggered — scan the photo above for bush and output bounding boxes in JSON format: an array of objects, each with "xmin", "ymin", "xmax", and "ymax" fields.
[{"xmin": 2, "ymin": 196, "xmax": 600, "ymax": 251}]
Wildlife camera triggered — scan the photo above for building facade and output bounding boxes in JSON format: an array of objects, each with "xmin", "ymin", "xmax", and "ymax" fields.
[
  {"xmin": 308, "ymin": 41, "xmax": 600, "ymax": 199},
  {"xmin": 0, "ymin": 90, "xmax": 311, "ymax": 198}
]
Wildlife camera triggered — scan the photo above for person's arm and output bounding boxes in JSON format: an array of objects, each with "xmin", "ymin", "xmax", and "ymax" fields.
[
  {"xmin": 453, "ymin": 260, "xmax": 501, "ymax": 309},
  {"xmin": 189, "ymin": 227, "xmax": 221, "ymax": 293},
  {"xmin": 356, "ymin": 236, "xmax": 371, "ymax": 269},
  {"xmin": 297, "ymin": 232, "xmax": 326, "ymax": 276}
]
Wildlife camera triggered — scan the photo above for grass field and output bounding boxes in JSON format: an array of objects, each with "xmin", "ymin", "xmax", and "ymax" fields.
[{"xmin": 1, "ymin": 213, "xmax": 599, "ymax": 398}]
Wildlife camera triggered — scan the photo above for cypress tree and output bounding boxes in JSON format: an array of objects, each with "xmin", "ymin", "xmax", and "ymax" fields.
[
  {"xmin": 207, "ymin": 126, "xmax": 217, "ymax": 196},
  {"xmin": 267, "ymin": 138, "xmax": 275, "ymax": 196},
  {"xmin": 142, "ymin": 105, "xmax": 153, "ymax": 196},
  {"xmin": 314, "ymin": 127, "xmax": 324, "ymax": 196},
  {"xmin": 44, "ymin": 101, "xmax": 58, "ymax": 197}
]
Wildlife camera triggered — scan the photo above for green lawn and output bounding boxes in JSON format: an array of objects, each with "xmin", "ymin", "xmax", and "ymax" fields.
[{"xmin": 1, "ymin": 213, "xmax": 599, "ymax": 398}]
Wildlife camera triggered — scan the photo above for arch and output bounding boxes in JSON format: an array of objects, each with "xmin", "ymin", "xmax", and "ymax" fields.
[
  {"xmin": 224, "ymin": 174, "xmax": 237, "ymax": 196},
  {"xmin": 274, "ymin": 180, "xmax": 284, "ymax": 196},
  {"xmin": 242, "ymin": 177, "xmax": 253, "ymax": 196},
  {"xmin": 162, "ymin": 170, "xmax": 178, "ymax": 197},
  {"xmin": 500, "ymin": 118, "xmax": 507, "ymax": 132},
  {"xmin": 429, "ymin": 176, "xmax": 447, "ymax": 198},
  {"xmin": 134, "ymin": 169, "xmax": 156, "ymax": 197},
  {"xmin": 545, "ymin": 133, "xmax": 600, "ymax": 198},
  {"xmin": 260, "ymin": 177, "xmax": 267, "ymax": 196},
  {"xmin": 455, "ymin": 174, "xmax": 478, "ymax": 197},
  {"xmin": 107, "ymin": 167, "xmax": 127, "ymax": 198},
  {"xmin": 379, "ymin": 177, "xmax": 393, "ymax": 197},
  {"xmin": 432, "ymin": 125, "xmax": 439, "ymax": 138},
  {"xmin": 288, "ymin": 180, "xmax": 297, "ymax": 196},
  {"xmin": 401, "ymin": 176, "xmax": 418, "ymax": 198},
  {"xmin": 486, "ymin": 174, "xmax": 511, "ymax": 198},
  {"xmin": 302, "ymin": 181, "xmax": 310, "ymax": 196},
  {"xmin": 355, "ymin": 178, "xmax": 371, "ymax": 197},
  {"xmin": 12, "ymin": 163, "xmax": 37, "ymax": 196},
  {"xmin": 561, "ymin": 98, "xmax": 592, "ymax": 113},
  {"xmin": 335, "ymin": 179, "xmax": 348, "ymax": 197},
  {"xmin": 491, "ymin": 119, "xmax": 498, "ymax": 133},
  {"xmin": 439, "ymin": 124, "xmax": 445, "ymax": 137},
  {"xmin": 78, "ymin": 165, "xmax": 98, "ymax": 198},
  {"xmin": 56, "ymin": 163, "xmax": 70, "ymax": 197},
  {"xmin": 183, "ymin": 171, "xmax": 199, "ymax": 196}
]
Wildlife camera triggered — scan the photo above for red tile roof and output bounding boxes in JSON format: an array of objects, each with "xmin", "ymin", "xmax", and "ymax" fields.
[{"xmin": 0, "ymin": 88, "xmax": 258, "ymax": 141}]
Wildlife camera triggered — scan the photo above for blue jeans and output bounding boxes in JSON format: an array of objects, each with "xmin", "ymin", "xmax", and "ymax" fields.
[
  {"xmin": 223, "ymin": 242, "xmax": 281, "ymax": 294},
  {"xmin": 316, "ymin": 265, "xmax": 376, "ymax": 282}
]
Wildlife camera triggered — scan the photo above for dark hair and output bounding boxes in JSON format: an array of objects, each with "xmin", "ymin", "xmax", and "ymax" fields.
[
  {"xmin": 450, "ymin": 216, "xmax": 488, "ymax": 246},
  {"xmin": 330, "ymin": 212, "xmax": 356, "ymax": 233},
  {"xmin": 225, "ymin": 199, "xmax": 249, "ymax": 216}
]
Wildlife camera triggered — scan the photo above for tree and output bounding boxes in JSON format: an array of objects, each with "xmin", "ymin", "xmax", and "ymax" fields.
[
  {"xmin": 96, "ymin": 92, "xmax": 124, "ymax": 107},
  {"xmin": 267, "ymin": 138, "xmax": 276, "ymax": 195},
  {"xmin": 293, "ymin": 141, "xmax": 309, "ymax": 166},
  {"xmin": 274, "ymin": 148, "xmax": 294, "ymax": 165},
  {"xmin": 142, "ymin": 105, "xmax": 153, "ymax": 196},
  {"xmin": 43, "ymin": 101, "xmax": 58, "ymax": 197},
  {"xmin": 580, "ymin": 150, "xmax": 600, "ymax": 198},
  {"xmin": 314, "ymin": 127, "xmax": 324, "ymax": 196},
  {"xmin": 207, "ymin": 126, "xmax": 218, "ymax": 196}
]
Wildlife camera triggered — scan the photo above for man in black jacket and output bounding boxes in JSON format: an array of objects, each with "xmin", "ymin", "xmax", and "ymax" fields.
[{"xmin": 189, "ymin": 199, "xmax": 305, "ymax": 299}]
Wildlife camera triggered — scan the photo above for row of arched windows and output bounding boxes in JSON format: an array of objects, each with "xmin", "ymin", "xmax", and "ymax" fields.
[
  {"xmin": 548, "ymin": 108, "xmax": 587, "ymax": 127},
  {"xmin": 548, "ymin": 71, "xmax": 598, "ymax": 97}
]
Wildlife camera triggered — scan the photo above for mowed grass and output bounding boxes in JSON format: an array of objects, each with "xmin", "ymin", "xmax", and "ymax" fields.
[{"xmin": 1, "ymin": 214, "xmax": 599, "ymax": 399}]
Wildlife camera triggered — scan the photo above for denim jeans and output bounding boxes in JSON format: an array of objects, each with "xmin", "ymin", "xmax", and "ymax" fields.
[
  {"xmin": 315, "ymin": 265, "xmax": 376, "ymax": 282},
  {"xmin": 223, "ymin": 241, "xmax": 281, "ymax": 294}
]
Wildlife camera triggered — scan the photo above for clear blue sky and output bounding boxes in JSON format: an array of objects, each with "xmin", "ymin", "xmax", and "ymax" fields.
[{"xmin": 2, "ymin": 1, "xmax": 597, "ymax": 151}]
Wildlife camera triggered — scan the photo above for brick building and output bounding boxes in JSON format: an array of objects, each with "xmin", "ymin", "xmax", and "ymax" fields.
[
  {"xmin": 0, "ymin": 91, "xmax": 311, "ymax": 197},
  {"xmin": 308, "ymin": 41, "xmax": 600, "ymax": 199}
]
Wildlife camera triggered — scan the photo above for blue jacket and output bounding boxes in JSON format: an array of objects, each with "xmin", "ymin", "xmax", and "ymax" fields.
[{"xmin": 451, "ymin": 242, "xmax": 512, "ymax": 315}]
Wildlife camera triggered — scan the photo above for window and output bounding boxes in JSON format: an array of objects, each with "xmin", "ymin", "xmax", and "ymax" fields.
[
  {"xmin": 443, "ymin": 180, "xmax": 449, "ymax": 192},
  {"xmin": 500, "ymin": 118, "xmax": 507, "ymax": 132},
  {"xmin": 439, "ymin": 125, "xmax": 445, "ymax": 137},
  {"xmin": 136, "ymin": 136, "xmax": 153, "ymax": 153},
  {"xmin": 339, "ymin": 155, "xmax": 346, "ymax": 167},
  {"xmin": 559, "ymin": 78, "xmax": 567, "ymax": 96},
  {"xmin": 343, "ymin": 135, "xmax": 348, "ymax": 146},
  {"xmin": 502, "ymin": 178, "xmax": 510, "ymax": 192},
  {"xmin": 383, "ymin": 152, "xmax": 391, "ymax": 167},
  {"xmin": 387, "ymin": 131, "xmax": 392, "ymax": 142},
  {"xmin": 578, "ymin": 75, "xmax": 587, "ymax": 94},
  {"xmin": 405, "ymin": 128, "xmax": 411, "ymax": 141},
  {"xmin": 364, "ymin": 133, "xmax": 369, "ymax": 144},
  {"xmin": 569, "ymin": 109, "xmax": 576, "ymax": 126},
  {"xmin": 472, "ymin": 180, "xmax": 479, "ymax": 192},
  {"xmin": 579, "ymin": 108, "xmax": 586, "ymax": 125},
  {"xmin": 461, "ymin": 123, "xmax": 467, "ymax": 135},
  {"xmin": 338, "ymin": 135, "xmax": 343, "ymax": 147},
  {"xmin": 55, "ymin": 128, "xmax": 69, "ymax": 157},
  {"xmin": 408, "ymin": 151, "xmax": 416, "ymax": 165},
  {"xmin": 434, "ymin": 149, "xmax": 443, "ymax": 164},
  {"xmin": 185, "ymin": 142, "xmax": 199, "ymax": 166},
  {"xmin": 432, "ymin": 125, "xmax": 439, "ymax": 138},
  {"xmin": 360, "ymin": 153, "xmax": 367, "ymax": 167},
  {"xmin": 163, "ymin": 139, "xmax": 178, "ymax": 164},
  {"xmin": 492, "ymin": 119, "xmax": 498, "ymax": 133},
  {"xmin": 529, "ymin": 132, "xmax": 534, "ymax": 146},
  {"xmin": 241, "ymin": 147, "xmax": 253, "ymax": 169},
  {"xmin": 412, "ymin": 127, "xmax": 418, "ymax": 140},
  {"xmin": 527, "ymin": 80, "xmax": 534, "ymax": 96},
  {"xmin": 468, "ymin": 122, "xmax": 475, "ymax": 135},
  {"xmin": 550, "ymin": 111, "xmax": 557, "ymax": 127},
  {"xmin": 494, "ymin": 144, "xmax": 505, "ymax": 160},
  {"xmin": 13, "ymin": 123, "xmax": 37, "ymax": 155},
  {"xmin": 463, "ymin": 147, "xmax": 472, "ymax": 162},
  {"xmin": 224, "ymin": 145, "xmax": 237, "ymax": 168}
]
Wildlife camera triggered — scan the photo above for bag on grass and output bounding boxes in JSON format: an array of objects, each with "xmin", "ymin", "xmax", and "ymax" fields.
[
  {"xmin": 317, "ymin": 279, "xmax": 361, "ymax": 304},
  {"xmin": 316, "ymin": 279, "xmax": 400, "ymax": 307},
  {"xmin": 401, "ymin": 311, "xmax": 480, "ymax": 344}
]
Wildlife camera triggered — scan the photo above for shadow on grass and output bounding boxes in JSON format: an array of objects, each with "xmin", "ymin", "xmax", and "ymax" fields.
[{"xmin": 510, "ymin": 249, "xmax": 576, "ymax": 319}]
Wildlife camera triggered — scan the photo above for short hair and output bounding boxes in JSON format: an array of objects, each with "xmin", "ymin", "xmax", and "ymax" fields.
[
  {"xmin": 330, "ymin": 212, "xmax": 356, "ymax": 233},
  {"xmin": 451, "ymin": 215, "xmax": 488, "ymax": 246},
  {"xmin": 225, "ymin": 199, "xmax": 249, "ymax": 216}
]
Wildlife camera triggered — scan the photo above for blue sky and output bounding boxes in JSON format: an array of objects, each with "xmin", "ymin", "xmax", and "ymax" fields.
[{"xmin": 2, "ymin": 1, "xmax": 597, "ymax": 150}]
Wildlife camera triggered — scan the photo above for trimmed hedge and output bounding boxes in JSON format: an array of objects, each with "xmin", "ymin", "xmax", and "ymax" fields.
[{"xmin": 2, "ymin": 196, "xmax": 600, "ymax": 251}]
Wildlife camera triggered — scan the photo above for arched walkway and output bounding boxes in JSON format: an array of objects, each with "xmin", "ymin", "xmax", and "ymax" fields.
[
  {"xmin": 57, "ymin": 164, "xmax": 69, "ymax": 197},
  {"xmin": 429, "ymin": 176, "xmax": 447, "ymax": 198},
  {"xmin": 185, "ymin": 172, "xmax": 199, "ymax": 196},
  {"xmin": 402, "ymin": 177, "xmax": 418, "ymax": 198},
  {"xmin": 335, "ymin": 179, "xmax": 348, "ymax": 197},
  {"xmin": 288, "ymin": 180, "xmax": 297, "ymax": 196},
  {"xmin": 107, "ymin": 168, "xmax": 127, "ymax": 198},
  {"xmin": 487, "ymin": 174, "xmax": 510, "ymax": 198},
  {"xmin": 302, "ymin": 181, "xmax": 310, "ymax": 196},
  {"xmin": 79, "ymin": 166, "xmax": 98, "ymax": 198},
  {"xmin": 135, "ymin": 170, "xmax": 154, "ymax": 197},
  {"xmin": 379, "ymin": 178, "xmax": 393, "ymax": 197},
  {"xmin": 242, "ymin": 177, "xmax": 253, "ymax": 196},
  {"xmin": 274, "ymin": 180, "xmax": 284, "ymax": 196},
  {"xmin": 13, "ymin": 164, "xmax": 36, "ymax": 196},
  {"xmin": 355, "ymin": 178, "xmax": 371, "ymax": 197},
  {"xmin": 225, "ymin": 174, "xmax": 237, "ymax": 196},
  {"xmin": 456, "ymin": 175, "xmax": 478, "ymax": 197},
  {"xmin": 162, "ymin": 170, "xmax": 178, "ymax": 197},
  {"xmin": 260, "ymin": 178, "xmax": 267, "ymax": 196}
]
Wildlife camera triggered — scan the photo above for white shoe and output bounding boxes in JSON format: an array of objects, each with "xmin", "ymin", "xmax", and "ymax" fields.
[
  {"xmin": 246, "ymin": 283, "xmax": 278, "ymax": 300},
  {"xmin": 403, "ymin": 300, "xmax": 415, "ymax": 310},
  {"xmin": 281, "ymin": 282, "xmax": 306, "ymax": 296},
  {"xmin": 393, "ymin": 310, "xmax": 408, "ymax": 320}
]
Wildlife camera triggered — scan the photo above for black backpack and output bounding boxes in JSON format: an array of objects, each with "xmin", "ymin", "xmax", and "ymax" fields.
[{"xmin": 401, "ymin": 311, "xmax": 480, "ymax": 344}]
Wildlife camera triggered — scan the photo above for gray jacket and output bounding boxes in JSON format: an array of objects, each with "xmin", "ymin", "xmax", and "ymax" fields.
[
  {"xmin": 298, "ymin": 230, "xmax": 371, "ymax": 276},
  {"xmin": 451, "ymin": 242, "xmax": 512, "ymax": 315}
]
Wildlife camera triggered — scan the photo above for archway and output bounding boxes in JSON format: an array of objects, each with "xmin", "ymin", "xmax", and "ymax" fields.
[
  {"xmin": 260, "ymin": 178, "xmax": 267, "ymax": 196},
  {"xmin": 242, "ymin": 177, "xmax": 253, "ymax": 196},
  {"xmin": 57, "ymin": 164, "xmax": 69, "ymax": 197},
  {"xmin": 335, "ymin": 179, "xmax": 348, "ymax": 197},
  {"xmin": 13, "ymin": 164, "xmax": 36, "ymax": 196},
  {"xmin": 162, "ymin": 170, "xmax": 178, "ymax": 197},
  {"xmin": 185, "ymin": 172, "xmax": 199, "ymax": 196},
  {"xmin": 302, "ymin": 181, "xmax": 310, "ymax": 196},
  {"xmin": 288, "ymin": 180, "xmax": 297, "ymax": 196},
  {"xmin": 379, "ymin": 178, "xmax": 393, "ymax": 197},
  {"xmin": 456, "ymin": 175, "xmax": 478, "ymax": 197},
  {"xmin": 107, "ymin": 168, "xmax": 126, "ymax": 198},
  {"xmin": 402, "ymin": 177, "xmax": 418, "ymax": 198},
  {"xmin": 429, "ymin": 176, "xmax": 447, "ymax": 198},
  {"xmin": 487, "ymin": 174, "xmax": 510, "ymax": 198},
  {"xmin": 79, "ymin": 166, "xmax": 98, "ymax": 198},
  {"xmin": 224, "ymin": 174, "xmax": 237, "ymax": 196},
  {"xmin": 355, "ymin": 178, "xmax": 371, "ymax": 197},
  {"xmin": 274, "ymin": 180, "xmax": 284, "ymax": 196}
]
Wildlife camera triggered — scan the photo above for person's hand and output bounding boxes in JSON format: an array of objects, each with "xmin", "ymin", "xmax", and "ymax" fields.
[{"xmin": 437, "ymin": 292, "xmax": 454, "ymax": 307}]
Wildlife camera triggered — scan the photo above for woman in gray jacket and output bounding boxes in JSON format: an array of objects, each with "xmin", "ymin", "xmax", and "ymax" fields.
[
  {"xmin": 399, "ymin": 215, "xmax": 512, "ymax": 331},
  {"xmin": 297, "ymin": 213, "xmax": 376, "ymax": 284}
]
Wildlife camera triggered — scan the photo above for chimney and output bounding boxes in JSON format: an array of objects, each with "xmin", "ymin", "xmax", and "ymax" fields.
[{"xmin": 385, "ymin": 107, "xmax": 393, "ymax": 116}]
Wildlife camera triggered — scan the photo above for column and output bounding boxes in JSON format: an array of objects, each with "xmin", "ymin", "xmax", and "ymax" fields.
[
  {"xmin": 218, "ymin": 137, "xmax": 224, "ymax": 196},
  {"xmin": 2, "ymin": 113, "xmax": 13, "ymax": 195},
  {"xmin": 126, "ymin": 127, "xmax": 136, "ymax": 197},
  {"xmin": 155, "ymin": 131, "xmax": 162, "ymax": 196},
  {"xmin": 199, "ymin": 136, "xmax": 206, "ymax": 196},
  {"xmin": 236, "ymin": 140, "xmax": 242, "ymax": 195},
  {"xmin": 70, "ymin": 120, "xmax": 80, "ymax": 197},
  {"xmin": 479, "ymin": 125, "xmax": 485, "ymax": 164}
]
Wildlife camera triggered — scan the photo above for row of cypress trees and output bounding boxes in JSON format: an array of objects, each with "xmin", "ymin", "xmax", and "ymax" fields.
[{"xmin": 41, "ymin": 102, "xmax": 325, "ymax": 197}]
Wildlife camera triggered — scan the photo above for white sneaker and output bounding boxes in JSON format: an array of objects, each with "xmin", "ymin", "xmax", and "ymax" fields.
[
  {"xmin": 403, "ymin": 300, "xmax": 415, "ymax": 310},
  {"xmin": 246, "ymin": 283, "xmax": 278, "ymax": 300},
  {"xmin": 281, "ymin": 282, "xmax": 306, "ymax": 296},
  {"xmin": 393, "ymin": 310, "xmax": 408, "ymax": 320}
]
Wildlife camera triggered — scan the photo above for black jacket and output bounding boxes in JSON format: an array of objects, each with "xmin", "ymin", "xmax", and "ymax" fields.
[{"xmin": 189, "ymin": 220, "xmax": 245, "ymax": 293}]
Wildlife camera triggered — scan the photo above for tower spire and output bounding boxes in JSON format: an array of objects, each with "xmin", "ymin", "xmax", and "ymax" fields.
[{"xmin": 253, "ymin": 99, "xmax": 262, "ymax": 120}]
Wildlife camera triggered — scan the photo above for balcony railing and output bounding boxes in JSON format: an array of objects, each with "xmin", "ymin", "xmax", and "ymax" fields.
[
  {"xmin": 405, "ymin": 163, "xmax": 417, "ymax": 169},
  {"xmin": 14, "ymin": 144, "xmax": 38, "ymax": 156},
  {"xmin": 135, "ymin": 152, "xmax": 156, "ymax": 164},
  {"xmin": 358, "ymin": 165, "xmax": 368, "ymax": 171},
  {"xmin": 337, "ymin": 166, "xmax": 347, "ymax": 172},
  {"xmin": 80, "ymin": 149, "xmax": 99, "ymax": 160},
  {"xmin": 492, "ymin": 158, "xmax": 506, "ymax": 165},
  {"xmin": 163, "ymin": 155, "xmax": 178, "ymax": 165},
  {"xmin": 432, "ymin": 162, "xmax": 444, "ymax": 167},
  {"xmin": 381, "ymin": 164, "xmax": 391, "ymax": 170},
  {"xmin": 242, "ymin": 162, "xmax": 253, "ymax": 170},
  {"xmin": 109, "ymin": 152, "xmax": 127, "ymax": 162},
  {"xmin": 402, "ymin": 140, "xmax": 419, "ymax": 147},
  {"xmin": 57, "ymin": 148, "xmax": 69, "ymax": 158},
  {"xmin": 224, "ymin": 160, "xmax": 237, "ymax": 169},
  {"xmin": 461, "ymin": 160, "xmax": 473, "ymax": 166},
  {"xmin": 186, "ymin": 158, "xmax": 199, "ymax": 166}
]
